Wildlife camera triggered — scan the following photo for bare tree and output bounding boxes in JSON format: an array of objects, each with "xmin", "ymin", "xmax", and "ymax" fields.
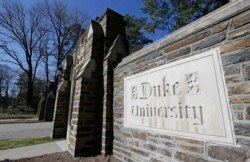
[
  {"xmin": 0, "ymin": 66, "xmax": 4, "ymax": 98},
  {"xmin": 41, "ymin": 0, "xmax": 88, "ymax": 88},
  {"xmin": 0, "ymin": 64, "xmax": 15, "ymax": 111},
  {"xmin": 39, "ymin": 35, "xmax": 53, "ymax": 86},
  {"xmin": 0, "ymin": 0, "xmax": 47, "ymax": 107}
]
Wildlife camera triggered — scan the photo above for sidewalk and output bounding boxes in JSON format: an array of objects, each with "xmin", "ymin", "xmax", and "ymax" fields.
[{"xmin": 0, "ymin": 140, "xmax": 67, "ymax": 161}]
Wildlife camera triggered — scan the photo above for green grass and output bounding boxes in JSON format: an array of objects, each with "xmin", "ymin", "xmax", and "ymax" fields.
[
  {"xmin": 0, "ymin": 113, "xmax": 36, "ymax": 120},
  {"xmin": 0, "ymin": 112, "xmax": 38, "ymax": 124},
  {"xmin": 0, "ymin": 136, "xmax": 55, "ymax": 150},
  {"xmin": 0, "ymin": 118, "xmax": 38, "ymax": 124}
]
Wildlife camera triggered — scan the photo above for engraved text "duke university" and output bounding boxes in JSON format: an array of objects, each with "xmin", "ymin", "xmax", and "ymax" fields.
[{"xmin": 130, "ymin": 73, "xmax": 203, "ymax": 126}]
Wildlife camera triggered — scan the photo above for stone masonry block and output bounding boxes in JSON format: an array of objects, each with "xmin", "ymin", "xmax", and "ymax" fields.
[
  {"xmin": 246, "ymin": 106, "xmax": 250, "ymax": 120},
  {"xmin": 207, "ymin": 144, "xmax": 250, "ymax": 162},
  {"xmin": 164, "ymin": 30, "xmax": 211, "ymax": 53},
  {"xmin": 227, "ymin": 82, "xmax": 250, "ymax": 96},
  {"xmin": 165, "ymin": 46, "xmax": 191, "ymax": 60},
  {"xmin": 149, "ymin": 157, "xmax": 165, "ymax": 162},
  {"xmin": 193, "ymin": 32, "xmax": 226, "ymax": 51},
  {"xmin": 230, "ymin": 96, "xmax": 250, "ymax": 104},
  {"xmin": 130, "ymin": 147, "xmax": 149, "ymax": 157},
  {"xmin": 162, "ymin": 141, "xmax": 176, "ymax": 148},
  {"xmin": 148, "ymin": 144, "xmax": 157, "ymax": 151},
  {"xmin": 234, "ymin": 122, "xmax": 250, "ymax": 136},
  {"xmin": 157, "ymin": 147, "xmax": 171, "ymax": 157},
  {"xmin": 237, "ymin": 136, "xmax": 250, "ymax": 148},
  {"xmin": 223, "ymin": 65, "xmax": 240, "ymax": 76},
  {"xmin": 220, "ymin": 37, "xmax": 250, "ymax": 54},
  {"xmin": 175, "ymin": 137, "xmax": 204, "ymax": 145},
  {"xmin": 233, "ymin": 110, "xmax": 244, "ymax": 120},
  {"xmin": 225, "ymin": 75, "xmax": 242, "ymax": 84},
  {"xmin": 132, "ymin": 131, "xmax": 148, "ymax": 141},
  {"xmin": 232, "ymin": 105, "xmax": 245, "ymax": 111},
  {"xmin": 174, "ymin": 152, "xmax": 209, "ymax": 162},
  {"xmin": 244, "ymin": 64, "xmax": 250, "ymax": 81},
  {"xmin": 221, "ymin": 49, "xmax": 250, "ymax": 66},
  {"xmin": 231, "ymin": 11, "xmax": 250, "ymax": 29},
  {"xmin": 212, "ymin": 21, "xmax": 229, "ymax": 34},
  {"xmin": 122, "ymin": 131, "xmax": 132, "ymax": 138},
  {"xmin": 159, "ymin": 134, "xmax": 173, "ymax": 140},
  {"xmin": 178, "ymin": 144, "xmax": 204, "ymax": 154},
  {"xmin": 229, "ymin": 24, "xmax": 250, "ymax": 40}
]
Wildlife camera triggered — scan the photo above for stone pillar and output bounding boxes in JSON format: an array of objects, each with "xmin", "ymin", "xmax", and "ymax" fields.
[
  {"xmin": 101, "ymin": 36, "xmax": 129, "ymax": 155},
  {"xmin": 37, "ymin": 97, "xmax": 46, "ymax": 120},
  {"xmin": 68, "ymin": 21, "xmax": 104, "ymax": 157},
  {"xmin": 102, "ymin": 60, "xmax": 115, "ymax": 155},
  {"xmin": 51, "ymin": 55, "xmax": 73, "ymax": 139},
  {"xmin": 99, "ymin": 9, "xmax": 129, "ymax": 155},
  {"xmin": 37, "ymin": 83, "xmax": 55, "ymax": 121},
  {"xmin": 98, "ymin": 9, "xmax": 129, "ymax": 58},
  {"xmin": 44, "ymin": 90, "xmax": 55, "ymax": 121}
]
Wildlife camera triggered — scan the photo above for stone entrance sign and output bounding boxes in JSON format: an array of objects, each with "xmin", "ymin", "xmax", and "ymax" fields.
[{"xmin": 124, "ymin": 48, "xmax": 235, "ymax": 144}]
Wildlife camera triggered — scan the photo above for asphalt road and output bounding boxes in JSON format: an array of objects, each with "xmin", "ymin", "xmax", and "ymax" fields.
[{"xmin": 0, "ymin": 122, "xmax": 53, "ymax": 140}]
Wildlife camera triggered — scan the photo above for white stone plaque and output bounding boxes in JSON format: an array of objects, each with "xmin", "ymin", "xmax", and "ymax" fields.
[{"xmin": 124, "ymin": 48, "xmax": 235, "ymax": 144}]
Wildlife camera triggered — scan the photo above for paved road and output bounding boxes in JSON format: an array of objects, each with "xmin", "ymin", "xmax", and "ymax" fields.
[
  {"xmin": 0, "ymin": 122, "xmax": 53, "ymax": 140},
  {"xmin": 0, "ymin": 140, "xmax": 67, "ymax": 160}
]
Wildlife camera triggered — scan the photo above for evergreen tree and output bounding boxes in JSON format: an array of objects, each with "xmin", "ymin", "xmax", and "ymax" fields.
[
  {"xmin": 124, "ymin": 14, "xmax": 153, "ymax": 53},
  {"xmin": 142, "ymin": 0, "xmax": 228, "ymax": 34}
]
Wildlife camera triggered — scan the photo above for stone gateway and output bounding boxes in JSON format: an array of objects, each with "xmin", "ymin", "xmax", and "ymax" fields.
[{"xmin": 51, "ymin": 1, "xmax": 250, "ymax": 162}]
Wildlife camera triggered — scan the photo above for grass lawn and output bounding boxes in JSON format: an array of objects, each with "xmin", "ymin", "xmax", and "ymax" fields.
[
  {"xmin": 0, "ymin": 113, "xmax": 36, "ymax": 120},
  {"xmin": 0, "ymin": 136, "xmax": 55, "ymax": 150},
  {"xmin": 0, "ymin": 118, "xmax": 38, "ymax": 124},
  {"xmin": 0, "ymin": 112, "xmax": 38, "ymax": 124}
]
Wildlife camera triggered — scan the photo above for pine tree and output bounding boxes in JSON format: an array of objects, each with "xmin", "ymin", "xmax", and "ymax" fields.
[
  {"xmin": 142, "ymin": 0, "xmax": 229, "ymax": 34},
  {"xmin": 124, "ymin": 14, "xmax": 153, "ymax": 53}
]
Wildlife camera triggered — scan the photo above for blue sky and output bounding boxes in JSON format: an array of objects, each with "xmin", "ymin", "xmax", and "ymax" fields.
[
  {"xmin": 22, "ymin": 0, "xmax": 144, "ymax": 20},
  {"xmin": 66, "ymin": 0, "xmax": 165, "ymax": 40},
  {"xmin": 21, "ymin": 0, "xmax": 165, "ymax": 40},
  {"xmin": 1, "ymin": 0, "xmax": 165, "ymax": 78},
  {"xmin": 67, "ymin": 0, "xmax": 145, "ymax": 18}
]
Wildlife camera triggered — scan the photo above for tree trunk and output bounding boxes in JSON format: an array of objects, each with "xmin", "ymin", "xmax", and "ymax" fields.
[
  {"xmin": 44, "ymin": 49, "xmax": 50, "ymax": 86},
  {"xmin": 3, "ymin": 84, "xmax": 8, "ymax": 112},
  {"xmin": 54, "ymin": 60, "xmax": 61, "ymax": 90},
  {"xmin": 45, "ymin": 56, "xmax": 49, "ymax": 86},
  {"xmin": 27, "ymin": 70, "xmax": 33, "ymax": 108},
  {"xmin": 0, "ymin": 79, "xmax": 2, "ymax": 98},
  {"xmin": 54, "ymin": 72, "xmax": 59, "ymax": 90}
]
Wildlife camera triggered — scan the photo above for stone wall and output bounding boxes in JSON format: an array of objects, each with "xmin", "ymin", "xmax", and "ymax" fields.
[
  {"xmin": 113, "ymin": 1, "xmax": 250, "ymax": 162},
  {"xmin": 51, "ymin": 9, "xmax": 129, "ymax": 157},
  {"xmin": 52, "ymin": 55, "xmax": 73, "ymax": 139},
  {"xmin": 37, "ymin": 83, "xmax": 55, "ymax": 122}
]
